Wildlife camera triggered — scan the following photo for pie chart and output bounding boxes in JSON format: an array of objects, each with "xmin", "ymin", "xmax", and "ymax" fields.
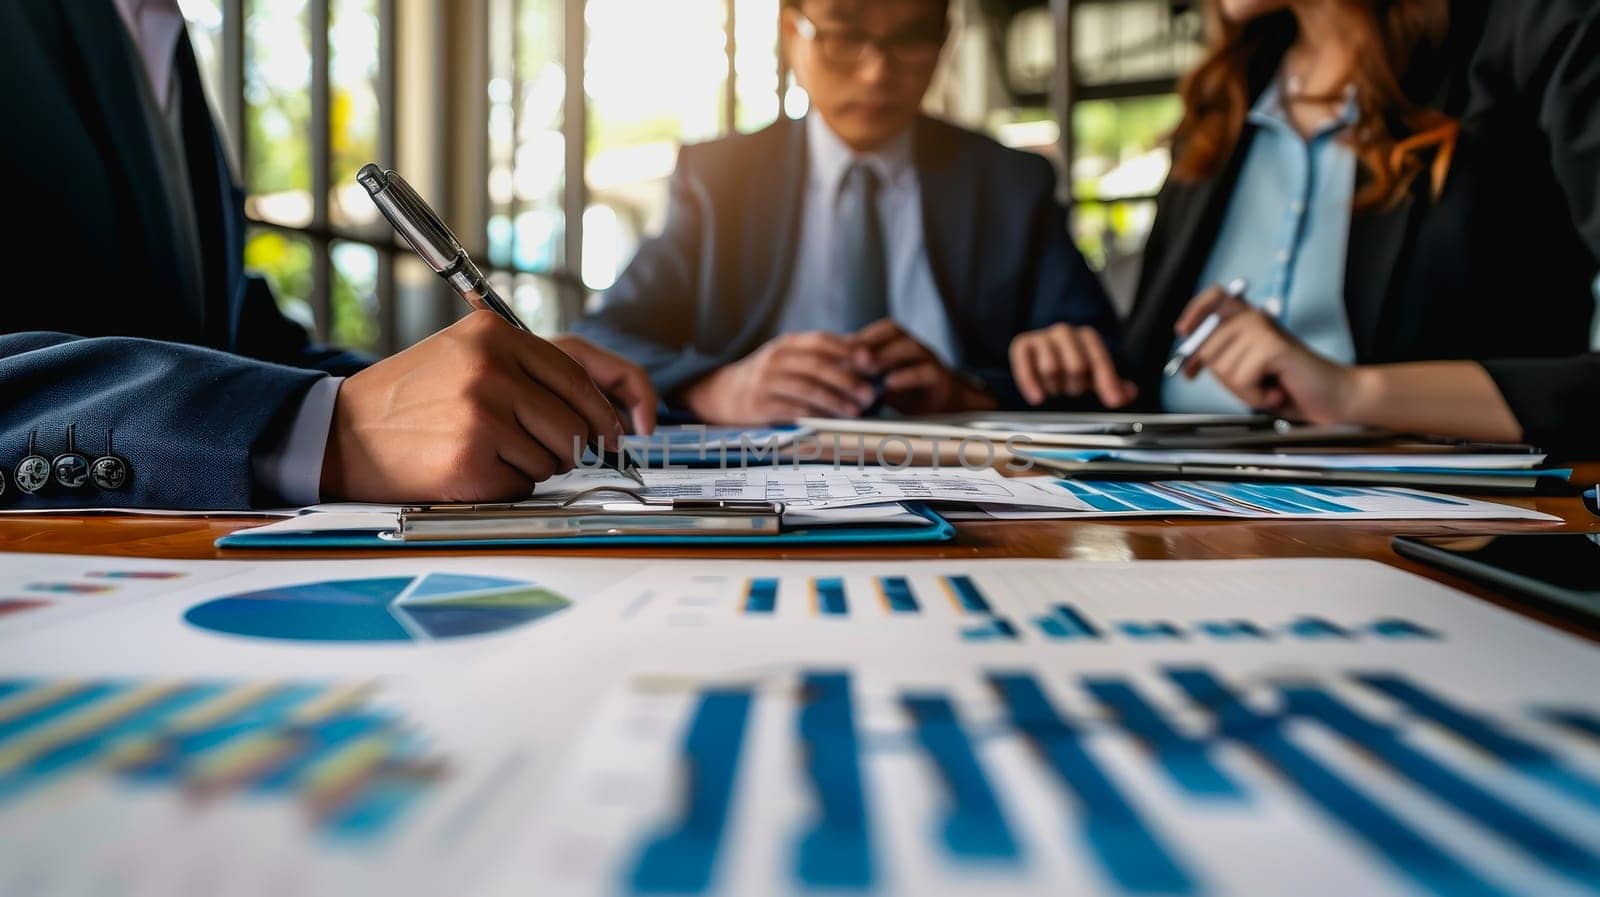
[{"xmin": 184, "ymin": 573, "xmax": 571, "ymax": 643}]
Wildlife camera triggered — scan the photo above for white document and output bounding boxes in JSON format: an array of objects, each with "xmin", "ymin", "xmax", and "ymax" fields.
[
  {"xmin": 968, "ymin": 477, "xmax": 1560, "ymax": 521},
  {"xmin": 1025, "ymin": 447, "xmax": 1550, "ymax": 470},
  {"xmin": 533, "ymin": 465, "xmax": 1086, "ymax": 511},
  {"xmin": 798, "ymin": 414, "xmax": 1381, "ymax": 449},
  {"xmin": 535, "ymin": 467, "xmax": 1557, "ymax": 521},
  {"xmin": 0, "ymin": 552, "xmax": 653, "ymax": 897},
  {"xmin": 4, "ymin": 554, "xmax": 1600, "ymax": 897},
  {"xmin": 495, "ymin": 558, "xmax": 1600, "ymax": 897}
]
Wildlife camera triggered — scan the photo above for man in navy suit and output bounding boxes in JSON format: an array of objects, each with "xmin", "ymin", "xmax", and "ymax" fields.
[
  {"xmin": 0, "ymin": 0, "xmax": 655, "ymax": 510},
  {"xmin": 575, "ymin": 0, "xmax": 1133, "ymax": 424}
]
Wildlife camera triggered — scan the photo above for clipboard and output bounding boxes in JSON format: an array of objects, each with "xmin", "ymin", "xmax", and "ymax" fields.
[{"xmin": 216, "ymin": 488, "xmax": 955, "ymax": 550}]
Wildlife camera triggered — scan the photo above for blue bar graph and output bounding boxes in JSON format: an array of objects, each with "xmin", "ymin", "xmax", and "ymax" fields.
[
  {"xmin": 1359, "ymin": 675, "xmax": 1600, "ymax": 812},
  {"xmin": 1058, "ymin": 480, "xmax": 1192, "ymax": 512},
  {"xmin": 960, "ymin": 618, "xmax": 1020, "ymax": 642},
  {"xmin": 1034, "ymin": 604, "xmax": 1102, "ymax": 641},
  {"xmin": 1024, "ymin": 608, "xmax": 1439, "ymax": 645},
  {"xmin": 902, "ymin": 694, "xmax": 1021, "ymax": 862},
  {"xmin": 0, "ymin": 683, "xmax": 124, "ymax": 743},
  {"xmin": 941, "ymin": 576, "xmax": 992, "ymax": 614},
  {"xmin": 1197, "ymin": 620, "xmax": 1270, "ymax": 640},
  {"xmin": 1543, "ymin": 709, "xmax": 1600, "ymax": 745},
  {"xmin": 877, "ymin": 577, "xmax": 919, "ymax": 614},
  {"xmin": 631, "ymin": 689, "xmax": 755, "ymax": 894},
  {"xmin": 1166, "ymin": 668, "xmax": 1509, "ymax": 897},
  {"xmin": 248, "ymin": 714, "xmax": 394, "ymax": 792},
  {"xmin": 1055, "ymin": 479, "xmax": 1137, "ymax": 512},
  {"xmin": 122, "ymin": 684, "xmax": 331, "ymax": 783},
  {"xmin": 814, "ymin": 579, "xmax": 848, "ymax": 617},
  {"xmin": 743, "ymin": 579, "xmax": 777, "ymax": 615},
  {"xmin": 1199, "ymin": 483, "xmax": 1360, "ymax": 514},
  {"xmin": 1116, "ymin": 622, "xmax": 1186, "ymax": 641},
  {"xmin": 0, "ymin": 679, "xmax": 446, "ymax": 842},
  {"xmin": 1283, "ymin": 687, "xmax": 1600, "ymax": 890},
  {"xmin": 0, "ymin": 685, "xmax": 226, "ymax": 800},
  {"xmin": 796, "ymin": 673, "xmax": 873, "ymax": 889},
  {"xmin": 327, "ymin": 767, "xmax": 441, "ymax": 839},
  {"xmin": 1286, "ymin": 617, "xmax": 1353, "ymax": 639},
  {"xmin": 609, "ymin": 666, "xmax": 1600, "ymax": 896},
  {"xmin": 1368, "ymin": 619, "xmax": 1441, "ymax": 640},
  {"xmin": 990, "ymin": 672, "xmax": 1196, "ymax": 894},
  {"xmin": 1085, "ymin": 679, "xmax": 1243, "ymax": 800}
]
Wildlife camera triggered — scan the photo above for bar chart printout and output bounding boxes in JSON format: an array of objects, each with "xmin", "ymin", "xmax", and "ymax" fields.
[
  {"xmin": 0, "ymin": 678, "xmax": 447, "ymax": 842},
  {"xmin": 533, "ymin": 666, "xmax": 1600, "ymax": 897},
  {"xmin": 714, "ymin": 571, "xmax": 1446, "ymax": 649}
]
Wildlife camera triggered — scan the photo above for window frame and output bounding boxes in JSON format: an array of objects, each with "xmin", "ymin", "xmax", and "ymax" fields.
[{"xmin": 212, "ymin": 0, "xmax": 780, "ymax": 354}]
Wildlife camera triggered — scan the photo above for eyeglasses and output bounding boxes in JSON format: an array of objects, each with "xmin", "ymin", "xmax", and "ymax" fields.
[{"xmin": 792, "ymin": 12, "xmax": 946, "ymax": 71}]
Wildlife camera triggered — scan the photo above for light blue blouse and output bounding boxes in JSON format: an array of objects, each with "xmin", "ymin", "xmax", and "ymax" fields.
[{"xmin": 1162, "ymin": 79, "xmax": 1360, "ymax": 413}]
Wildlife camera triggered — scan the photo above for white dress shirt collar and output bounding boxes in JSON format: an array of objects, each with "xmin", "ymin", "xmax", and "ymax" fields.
[
  {"xmin": 805, "ymin": 113, "xmax": 916, "ymax": 201},
  {"xmin": 113, "ymin": 0, "xmax": 186, "ymax": 110}
]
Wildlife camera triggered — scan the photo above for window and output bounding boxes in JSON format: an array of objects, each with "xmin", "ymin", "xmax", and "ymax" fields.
[
  {"xmin": 183, "ymin": 1, "xmax": 1199, "ymax": 351},
  {"xmin": 185, "ymin": 0, "xmax": 786, "ymax": 352},
  {"xmin": 583, "ymin": 0, "xmax": 782, "ymax": 294},
  {"xmin": 967, "ymin": 0, "xmax": 1202, "ymax": 274}
]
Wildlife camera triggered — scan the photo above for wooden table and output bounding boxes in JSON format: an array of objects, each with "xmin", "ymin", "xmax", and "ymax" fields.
[{"xmin": 4, "ymin": 464, "xmax": 1597, "ymax": 639}]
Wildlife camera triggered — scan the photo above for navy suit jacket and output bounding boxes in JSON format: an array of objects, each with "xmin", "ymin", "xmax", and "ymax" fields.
[
  {"xmin": 574, "ymin": 115, "xmax": 1118, "ymax": 409},
  {"xmin": 0, "ymin": 1, "xmax": 367, "ymax": 510}
]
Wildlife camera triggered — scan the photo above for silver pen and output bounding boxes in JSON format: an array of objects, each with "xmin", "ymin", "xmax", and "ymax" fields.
[
  {"xmin": 358, "ymin": 163, "xmax": 643, "ymax": 485},
  {"xmin": 1164, "ymin": 278, "xmax": 1250, "ymax": 378}
]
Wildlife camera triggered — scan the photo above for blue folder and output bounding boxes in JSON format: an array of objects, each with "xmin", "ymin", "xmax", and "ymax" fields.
[{"xmin": 216, "ymin": 503, "xmax": 954, "ymax": 550}]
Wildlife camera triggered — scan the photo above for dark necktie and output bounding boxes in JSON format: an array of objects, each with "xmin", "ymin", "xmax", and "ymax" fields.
[{"xmin": 837, "ymin": 163, "xmax": 888, "ymax": 331}]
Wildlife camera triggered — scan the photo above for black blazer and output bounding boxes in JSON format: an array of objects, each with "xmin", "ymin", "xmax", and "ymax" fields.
[
  {"xmin": 0, "ymin": 1, "xmax": 366, "ymax": 509},
  {"xmin": 574, "ymin": 115, "xmax": 1119, "ymax": 409},
  {"xmin": 1124, "ymin": 0, "xmax": 1600, "ymax": 452}
]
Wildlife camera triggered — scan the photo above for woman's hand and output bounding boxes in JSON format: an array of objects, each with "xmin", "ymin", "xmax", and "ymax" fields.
[
  {"xmin": 1008, "ymin": 324, "xmax": 1137, "ymax": 408},
  {"xmin": 1176, "ymin": 288, "xmax": 1361, "ymax": 422}
]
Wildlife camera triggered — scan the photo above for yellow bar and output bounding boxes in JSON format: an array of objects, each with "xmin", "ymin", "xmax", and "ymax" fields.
[
  {"xmin": 302, "ymin": 735, "xmax": 391, "ymax": 803},
  {"xmin": 940, "ymin": 576, "xmax": 963, "ymax": 612},
  {"xmin": 169, "ymin": 682, "xmax": 283, "ymax": 730},
  {"xmin": 186, "ymin": 731, "xmax": 294, "ymax": 789},
  {"xmin": 0, "ymin": 682, "xmax": 87, "ymax": 726},
  {"xmin": 105, "ymin": 682, "xmax": 284, "ymax": 772},
  {"xmin": 291, "ymin": 683, "xmax": 372, "ymax": 723},
  {"xmin": 0, "ymin": 683, "xmax": 181, "ymax": 774}
]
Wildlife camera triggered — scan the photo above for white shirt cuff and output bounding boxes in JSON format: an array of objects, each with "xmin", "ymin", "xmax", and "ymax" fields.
[{"xmin": 252, "ymin": 376, "xmax": 343, "ymax": 507}]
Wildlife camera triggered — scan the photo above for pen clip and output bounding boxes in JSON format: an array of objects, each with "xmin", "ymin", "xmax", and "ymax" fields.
[{"xmin": 358, "ymin": 164, "xmax": 466, "ymax": 274}]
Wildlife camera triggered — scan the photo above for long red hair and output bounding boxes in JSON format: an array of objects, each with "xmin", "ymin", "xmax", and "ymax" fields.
[{"xmin": 1171, "ymin": 0, "xmax": 1458, "ymax": 210}]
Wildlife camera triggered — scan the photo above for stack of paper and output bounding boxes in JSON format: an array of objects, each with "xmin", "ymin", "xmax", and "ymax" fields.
[
  {"xmin": 1018, "ymin": 446, "xmax": 1567, "ymax": 492},
  {"xmin": 1028, "ymin": 448, "xmax": 1550, "ymax": 470},
  {"xmin": 535, "ymin": 466, "xmax": 1557, "ymax": 522},
  {"xmin": 217, "ymin": 465, "xmax": 1556, "ymax": 548},
  {"xmin": 951, "ymin": 477, "xmax": 1559, "ymax": 521}
]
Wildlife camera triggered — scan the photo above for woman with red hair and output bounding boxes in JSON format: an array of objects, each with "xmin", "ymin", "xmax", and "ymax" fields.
[{"xmin": 1011, "ymin": 0, "xmax": 1599, "ymax": 450}]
